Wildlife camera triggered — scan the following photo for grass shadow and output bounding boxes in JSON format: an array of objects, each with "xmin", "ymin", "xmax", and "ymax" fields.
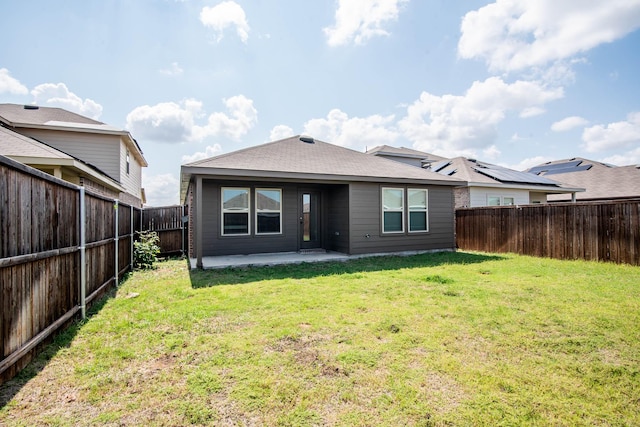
[
  {"xmin": 189, "ymin": 250, "xmax": 505, "ymax": 288},
  {"xmin": 0, "ymin": 276, "xmax": 126, "ymax": 409}
]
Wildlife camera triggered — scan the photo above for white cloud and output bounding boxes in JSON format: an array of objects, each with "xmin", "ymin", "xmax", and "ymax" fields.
[
  {"xmin": 126, "ymin": 95, "xmax": 257, "ymax": 143},
  {"xmin": 551, "ymin": 116, "xmax": 589, "ymax": 132},
  {"xmin": 398, "ymin": 77, "xmax": 563, "ymax": 156},
  {"xmin": 159, "ymin": 62, "xmax": 184, "ymax": 76},
  {"xmin": 323, "ymin": 0, "xmax": 408, "ymax": 46},
  {"xmin": 181, "ymin": 144, "xmax": 223, "ymax": 164},
  {"xmin": 582, "ymin": 112, "xmax": 640, "ymax": 152},
  {"xmin": 458, "ymin": 0, "xmax": 640, "ymax": 73},
  {"xmin": 0, "ymin": 68, "xmax": 28, "ymax": 95},
  {"xmin": 142, "ymin": 172, "xmax": 180, "ymax": 207},
  {"xmin": 269, "ymin": 125, "xmax": 294, "ymax": 141},
  {"xmin": 200, "ymin": 1, "xmax": 250, "ymax": 43},
  {"xmin": 126, "ymin": 99, "xmax": 202, "ymax": 143},
  {"xmin": 519, "ymin": 107, "xmax": 545, "ymax": 118},
  {"xmin": 482, "ymin": 145, "xmax": 501, "ymax": 160},
  {"xmin": 505, "ymin": 155, "xmax": 551, "ymax": 171},
  {"xmin": 303, "ymin": 109, "xmax": 399, "ymax": 149},
  {"xmin": 601, "ymin": 148, "xmax": 640, "ymax": 166},
  {"xmin": 31, "ymin": 83, "xmax": 102, "ymax": 119},
  {"xmin": 195, "ymin": 95, "xmax": 257, "ymax": 141}
]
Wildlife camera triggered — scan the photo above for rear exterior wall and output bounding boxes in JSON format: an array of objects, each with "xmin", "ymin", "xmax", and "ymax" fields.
[{"xmin": 348, "ymin": 182, "xmax": 455, "ymax": 255}]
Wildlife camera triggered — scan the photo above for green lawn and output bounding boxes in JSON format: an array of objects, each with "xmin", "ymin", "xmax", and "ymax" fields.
[{"xmin": 1, "ymin": 251, "xmax": 639, "ymax": 426}]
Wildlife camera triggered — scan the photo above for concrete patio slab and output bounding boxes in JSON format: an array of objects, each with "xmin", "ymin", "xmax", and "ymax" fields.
[{"xmin": 189, "ymin": 249, "xmax": 453, "ymax": 269}]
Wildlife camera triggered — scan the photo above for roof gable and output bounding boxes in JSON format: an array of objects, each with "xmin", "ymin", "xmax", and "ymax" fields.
[
  {"xmin": 181, "ymin": 136, "xmax": 463, "ymax": 201},
  {"xmin": 184, "ymin": 136, "xmax": 462, "ymax": 183}
]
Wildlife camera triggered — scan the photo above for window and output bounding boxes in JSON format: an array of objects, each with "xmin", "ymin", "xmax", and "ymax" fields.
[
  {"xmin": 382, "ymin": 187, "xmax": 404, "ymax": 233},
  {"xmin": 408, "ymin": 189, "xmax": 428, "ymax": 232},
  {"xmin": 488, "ymin": 196, "xmax": 501, "ymax": 206},
  {"xmin": 126, "ymin": 150, "xmax": 130, "ymax": 175},
  {"xmin": 256, "ymin": 189, "xmax": 282, "ymax": 234},
  {"xmin": 222, "ymin": 188, "xmax": 250, "ymax": 235},
  {"xmin": 503, "ymin": 197, "xmax": 515, "ymax": 206}
]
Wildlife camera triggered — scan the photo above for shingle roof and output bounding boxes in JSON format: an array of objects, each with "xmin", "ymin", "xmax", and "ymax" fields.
[
  {"xmin": 0, "ymin": 103, "xmax": 103, "ymax": 126},
  {"xmin": 431, "ymin": 157, "xmax": 565, "ymax": 187},
  {"xmin": 0, "ymin": 103, "xmax": 147, "ymax": 166},
  {"xmin": 181, "ymin": 136, "xmax": 463, "ymax": 200},
  {"xmin": 0, "ymin": 125, "xmax": 72, "ymax": 159},
  {"xmin": 527, "ymin": 157, "xmax": 640, "ymax": 201},
  {"xmin": 366, "ymin": 145, "xmax": 444, "ymax": 160}
]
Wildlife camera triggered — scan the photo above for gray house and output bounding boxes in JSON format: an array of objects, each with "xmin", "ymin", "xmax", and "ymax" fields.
[{"xmin": 180, "ymin": 136, "xmax": 463, "ymax": 267}]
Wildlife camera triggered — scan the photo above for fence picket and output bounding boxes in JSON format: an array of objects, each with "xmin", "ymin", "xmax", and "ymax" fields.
[{"xmin": 456, "ymin": 201, "xmax": 639, "ymax": 266}]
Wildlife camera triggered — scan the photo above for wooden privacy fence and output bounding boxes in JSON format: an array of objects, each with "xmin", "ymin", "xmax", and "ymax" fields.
[
  {"xmin": 456, "ymin": 201, "xmax": 640, "ymax": 265},
  {"xmin": 141, "ymin": 205, "xmax": 187, "ymax": 256},
  {"xmin": 0, "ymin": 156, "xmax": 186, "ymax": 383}
]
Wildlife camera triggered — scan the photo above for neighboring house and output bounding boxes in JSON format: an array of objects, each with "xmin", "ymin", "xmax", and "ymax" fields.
[
  {"xmin": 366, "ymin": 145, "xmax": 446, "ymax": 168},
  {"xmin": 0, "ymin": 126, "xmax": 127, "ymax": 199},
  {"xmin": 0, "ymin": 103, "xmax": 147, "ymax": 207},
  {"xmin": 368, "ymin": 146, "xmax": 583, "ymax": 208},
  {"xmin": 528, "ymin": 158, "xmax": 640, "ymax": 202},
  {"xmin": 180, "ymin": 136, "xmax": 463, "ymax": 266}
]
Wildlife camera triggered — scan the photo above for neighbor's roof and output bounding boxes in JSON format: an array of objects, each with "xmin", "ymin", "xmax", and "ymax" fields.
[
  {"xmin": 0, "ymin": 125, "xmax": 125, "ymax": 192},
  {"xmin": 181, "ymin": 136, "xmax": 464, "ymax": 200},
  {"xmin": 366, "ymin": 145, "xmax": 446, "ymax": 161},
  {"xmin": 527, "ymin": 157, "xmax": 640, "ymax": 201},
  {"xmin": 0, "ymin": 103, "xmax": 147, "ymax": 166},
  {"xmin": 427, "ymin": 157, "xmax": 583, "ymax": 193}
]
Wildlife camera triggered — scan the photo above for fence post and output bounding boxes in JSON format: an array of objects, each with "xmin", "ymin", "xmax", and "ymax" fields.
[
  {"xmin": 79, "ymin": 187, "xmax": 87, "ymax": 319},
  {"xmin": 114, "ymin": 200, "xmax": 119, "ymax": 287}
]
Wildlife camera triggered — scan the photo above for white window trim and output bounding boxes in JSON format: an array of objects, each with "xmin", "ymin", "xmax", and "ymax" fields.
[
  {"xmin": 408, "ymin": 188, "xmax": 429, "ymax": 233},
  {"xmin": 221, "ymin": 187, "xmax": 250, "ymax": 236},
  {"xmin": 382, "ymin": 187, "xmax": 405, "ymax": 234},
  {"xmin": 255, "ymin": 188, "xmax": 283, "ymax": 235},
  {"xmin": 487, "ymin": 195, "xmax": 516, "ymax": 207}
]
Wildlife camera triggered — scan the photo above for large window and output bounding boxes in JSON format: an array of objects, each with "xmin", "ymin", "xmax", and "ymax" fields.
[
  {"xmin": 256, "ymin": 188, "xmax": 282, "ymax": 234},
  {"xmin": 222, "ymin": 187, "xmax": 250, "ymax": 235},
  {"xmin": 408, "ymin": 189, "xmax": 428, "ymax": 232},
  {"xmin": 382, "ymin": 187, "xmax": 404, "ymax": 233}
]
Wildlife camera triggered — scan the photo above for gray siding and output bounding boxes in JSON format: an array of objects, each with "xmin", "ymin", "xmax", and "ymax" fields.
[
  {"xmin": 324, "ymin": 185, "xmax": 350, "ymax": 253},
  {"xmin": 192, "ymin": 178, "xmax": 455, "ymax": 257},
  {"xmin": 201, "ymin": 180, "xmax": 299, "ymax": 256},
  {"xmin": 348, "ymin": 182, "xmax": 455, "ymax": 255}
]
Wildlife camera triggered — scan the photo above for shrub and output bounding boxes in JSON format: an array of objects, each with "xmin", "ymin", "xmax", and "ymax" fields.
[{"xmin": 134, "ymin": 231, "xmax": 160, "ymax": 269}]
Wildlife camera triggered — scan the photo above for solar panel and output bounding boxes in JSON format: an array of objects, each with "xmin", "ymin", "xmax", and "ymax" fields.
[
  {"xmin": 473, "ymin": 166, "xmax": 560, "ymax": 185},
  {"xmin": 430, "ymin": 160, "xmax": 451, "ymax": 173},
  {"xmin": 528, "ymin": 160, "xmax": 583, "ymax": 175},
  {"xmin": 542, "ymin": 164, "xmax": 592, "ymax": 176}
]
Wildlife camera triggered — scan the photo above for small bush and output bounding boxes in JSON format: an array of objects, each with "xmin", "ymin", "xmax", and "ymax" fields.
[{"xmin": 134, "ymin": 231, "xmax": 160, "ymax": 269}]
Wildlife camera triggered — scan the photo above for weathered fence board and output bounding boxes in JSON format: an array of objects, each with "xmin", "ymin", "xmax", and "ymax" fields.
[
  {"xmin": 1, "ymin": 155, "xmax": 187, "ymax": 383},
  {"xmin": 142, "ymin": 205, "xmax": 186, "ymax": 256},
  {"xmin": 456, "ymin": 201, "xmax": 640, "ymax": 265}
]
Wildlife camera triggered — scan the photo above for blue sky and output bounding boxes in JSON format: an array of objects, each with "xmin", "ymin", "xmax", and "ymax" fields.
[{"xmin": 2, "ymin": 0, "xmax": 639, "ymax": 206}]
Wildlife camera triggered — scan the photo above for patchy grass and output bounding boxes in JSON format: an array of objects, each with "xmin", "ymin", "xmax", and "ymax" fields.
[{"xmin": 1, "ymin": 251, "xmax": 639, "ymax": 426}]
